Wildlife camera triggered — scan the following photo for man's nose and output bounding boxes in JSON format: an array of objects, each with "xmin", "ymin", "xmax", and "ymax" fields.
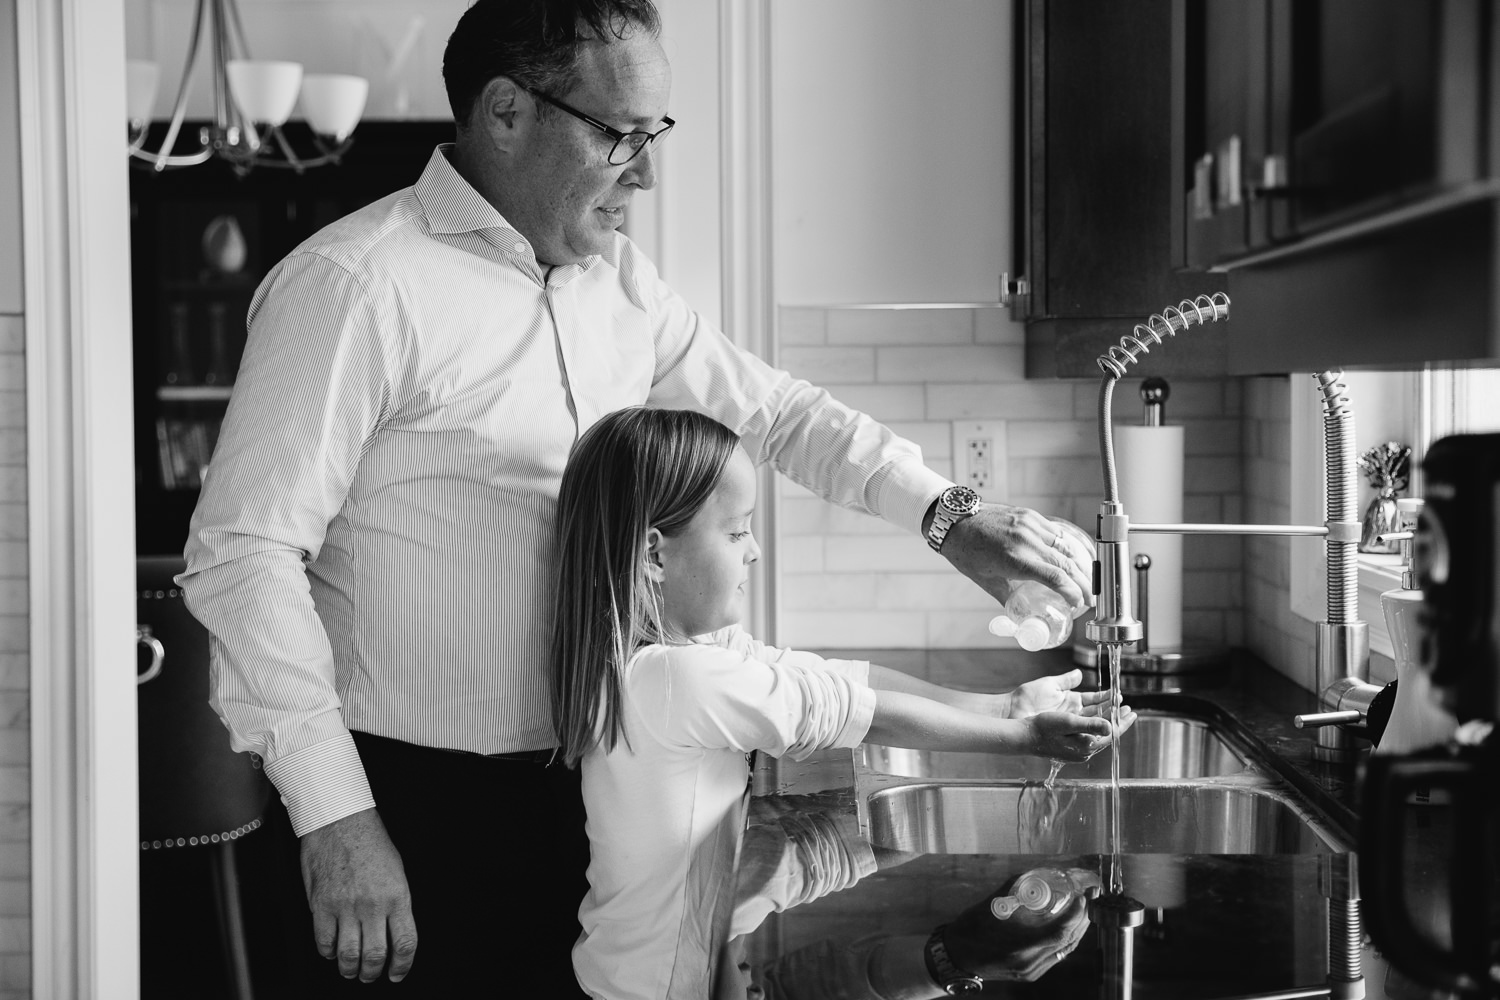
[{"xmin": 621, "ymin": 145, "xmax": 658, "ymax": 190}]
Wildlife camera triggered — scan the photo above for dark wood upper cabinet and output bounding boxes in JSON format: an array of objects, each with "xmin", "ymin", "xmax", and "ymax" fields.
[
  {"xmin": 1183, "ymin": 0, "xmax": 1500, "ymax": 372},
  {"xmin": 1016, "ymin": 0, "xmax": 1227, "ymax": 379},
  {"xmin": 1020, "ymin": 0, "xmax": 1500, "ymax": 377}
]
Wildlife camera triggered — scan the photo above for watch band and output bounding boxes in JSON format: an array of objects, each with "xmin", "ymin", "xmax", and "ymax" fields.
[
  {"xmin": 925, "ymin": 486, "xmax": 981, "ymax": 552},
  {"xmin": 923, "ymin": 925, "xmax": 984, "ymax": 995}
]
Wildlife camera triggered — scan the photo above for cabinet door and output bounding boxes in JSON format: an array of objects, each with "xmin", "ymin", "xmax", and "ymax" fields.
[
  {"xmin": 1187, "ymin": 0, "xmax": 1485, "ymax": 268},
  {"xmin": 1187, "ymin": 0, "xmax": 1273, "ymax": 263},
  {"xmin": 1020, "ymin": 0, "xmax": 1227, "ymax": 378}
]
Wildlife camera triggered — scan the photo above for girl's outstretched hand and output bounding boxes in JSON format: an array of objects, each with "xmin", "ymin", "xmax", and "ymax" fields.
[
  {"xmin": 1007, "ymin": 668, "xmax": 1119, "ymax": 720},
  {"xmin": 1025, "ymin": 708, "xmax": 1137, "ymax": 762}
]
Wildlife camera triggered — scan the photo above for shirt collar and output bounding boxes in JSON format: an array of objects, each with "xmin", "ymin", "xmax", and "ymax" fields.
[
  {"xmin": 412, "ymin": 144, "xmax": 602, "ymax": 281},
  {"xmin": 414, "ymin": 144, "xmax": 518, "ymax": 237}
]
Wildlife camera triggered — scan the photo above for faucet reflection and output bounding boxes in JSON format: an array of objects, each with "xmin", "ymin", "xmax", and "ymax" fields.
[{"xmin": 1086, "ymin": 295, "xmax": 1381, "ymax": 762}]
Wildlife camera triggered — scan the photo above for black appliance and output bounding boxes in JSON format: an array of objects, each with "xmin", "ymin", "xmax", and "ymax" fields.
[{"xmin": 1361, "ymin": 433, "xmax": 1500, "ymax": 996}]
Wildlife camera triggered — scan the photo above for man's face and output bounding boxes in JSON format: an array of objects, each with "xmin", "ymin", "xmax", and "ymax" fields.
[{"xmin": 507, "ymin": 29, "xmax": 671, "ymax": 265}]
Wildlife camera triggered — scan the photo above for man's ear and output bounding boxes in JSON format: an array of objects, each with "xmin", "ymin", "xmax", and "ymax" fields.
[
  {"xmin": 643, "ymin": 527, "xmax": 667, "ymax": 584},
  {"xmin": 472, "ymin": 76, "xmax": 529, "ymax": 148}
]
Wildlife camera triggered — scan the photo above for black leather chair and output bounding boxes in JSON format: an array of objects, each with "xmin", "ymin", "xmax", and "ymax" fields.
[{"xmin": 137, "ymin": 556, "xmax": 271, "ymax": 1000}]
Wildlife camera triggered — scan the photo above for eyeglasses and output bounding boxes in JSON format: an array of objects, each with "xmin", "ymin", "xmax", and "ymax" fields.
[{"xmin": 527, "ymin": 88, "xmax": 675, "ymax": 166}]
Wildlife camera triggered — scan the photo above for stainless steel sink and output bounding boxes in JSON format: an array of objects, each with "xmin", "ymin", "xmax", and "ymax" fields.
[
  {"xmin": 860, "ymin": 710, "xmax": 1249, "ymax": 782},
  {"xmin": 865, "ymin": 781, "xmax": 1346, "ymax": 855}
]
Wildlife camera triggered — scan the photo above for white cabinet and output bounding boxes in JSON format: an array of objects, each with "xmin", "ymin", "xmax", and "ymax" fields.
[{"xmin": 771, "ymin": 0, "xmax": 1011, "ymax": 305}]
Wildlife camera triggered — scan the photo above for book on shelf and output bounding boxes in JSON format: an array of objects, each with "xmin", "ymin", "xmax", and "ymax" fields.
[{"xmin": 154, "ymin": 417, "xmax": 221, "ymax": 491}]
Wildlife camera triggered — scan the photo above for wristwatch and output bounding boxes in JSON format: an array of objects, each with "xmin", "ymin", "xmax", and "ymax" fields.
[
  {"xmin": 925, "ymin": 485, "xmax": 982, "ymax": 552},
  {"xmin": 923, "ymin": 925, "xmax": 984, "ymax": 995}
]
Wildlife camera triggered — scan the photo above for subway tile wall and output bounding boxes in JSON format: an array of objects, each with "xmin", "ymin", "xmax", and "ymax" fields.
[
  {"xmin": 774, "ymin": 305, "xmax": 1245, "ymax": 651},
  {"xmin": 1240, "ymin": 376, "xmax": 1316, "ymax": 690}
]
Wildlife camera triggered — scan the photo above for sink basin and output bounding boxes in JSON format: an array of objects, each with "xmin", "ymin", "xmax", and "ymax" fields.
[
  {"xmin": 866, "ymin": 781, "xmax": 1346, "ymax": 855},
  {"xmin": 861, "ymin": 710, "xmax": 1249, "ymax": 781}
]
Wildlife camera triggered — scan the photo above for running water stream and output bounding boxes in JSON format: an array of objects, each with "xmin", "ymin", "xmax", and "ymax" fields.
[{"xmin": 1105, "ymin": 642, "xmax": 1124, "ymax": 894}]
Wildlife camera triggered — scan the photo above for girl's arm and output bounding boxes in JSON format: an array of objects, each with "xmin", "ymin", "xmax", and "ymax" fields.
[
  {"xmin": 863, "ymin": 689, "xmax": 1132, "ymax": 762},
  {"xmin": 863, "ymin": 663, "xmax": 1006, "ymax": 715},
  {"xmin": 865, "ymin": 664, "xmax": 1116, "ymax": 722}
]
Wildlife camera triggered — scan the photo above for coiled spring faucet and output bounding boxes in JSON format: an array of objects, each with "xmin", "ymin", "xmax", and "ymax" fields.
[{"xmin": 1087, "ymin": 293, "xmax": 1381, "ymax": 761}]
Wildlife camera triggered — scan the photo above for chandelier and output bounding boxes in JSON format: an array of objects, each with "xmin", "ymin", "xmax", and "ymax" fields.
[{"xmin": 127, "ymin": 0, "xmax": 369, "ymax": 173}]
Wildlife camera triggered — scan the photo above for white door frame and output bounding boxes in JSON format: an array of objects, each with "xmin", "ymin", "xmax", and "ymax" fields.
[
  {"xmin": 719, "ymin": 0, "xmax": 778, "ymax": 641},
  {"xmin": 18, "ymin": 0, "xmax": 140, "ymax": 996}
]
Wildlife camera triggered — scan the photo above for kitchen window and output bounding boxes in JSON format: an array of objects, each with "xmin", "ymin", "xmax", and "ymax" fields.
[{"xmin": 1289, "ymin": 368, "xmax": 1500, "ymax": 669}]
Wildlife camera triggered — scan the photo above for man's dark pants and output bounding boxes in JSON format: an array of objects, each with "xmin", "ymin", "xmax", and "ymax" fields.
[{"xmin": 263, "ymin": 730, "xmax": 592, "ymax": 998}]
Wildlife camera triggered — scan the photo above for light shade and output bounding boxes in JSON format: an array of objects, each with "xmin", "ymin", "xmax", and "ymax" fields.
[
  {"xmin": 300, "ymin": 74, "xmax": 369, "ymax": 142},
  {"xmin": 226, "ymin": 59, "xmax": 303, "ymax": 126},
  {"xmin": 126, "ymin": 60, "xmax": 160, "ymax": 124}
]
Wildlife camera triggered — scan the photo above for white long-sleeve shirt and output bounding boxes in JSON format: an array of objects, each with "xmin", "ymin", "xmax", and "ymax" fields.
[
  {"xmin": 179, "ymin": 145, "xmax": 949, "ymax": 836},
  {"xmin": 573, "ymin": 627, "xmax": 876, "ymax": 1000}
]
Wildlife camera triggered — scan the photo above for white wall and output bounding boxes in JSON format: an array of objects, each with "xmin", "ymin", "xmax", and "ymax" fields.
[
  {"xmin": 771, "ymin": 0, "xmax": 1011, "ymax": 305},
  {"xmin": 634, "ymin": 0, "xmax": 723, "ymax": 326}
]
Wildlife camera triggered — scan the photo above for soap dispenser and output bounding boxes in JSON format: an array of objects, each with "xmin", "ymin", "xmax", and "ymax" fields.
[{"xmin": 1375, "ymin": 497, "xmax": 1460, "ymax": 754}]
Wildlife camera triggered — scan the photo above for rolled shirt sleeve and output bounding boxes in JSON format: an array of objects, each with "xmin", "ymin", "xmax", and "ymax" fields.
[{"xmin": 629, "ymin": 628, "xmax": 877, "ymax": 762}]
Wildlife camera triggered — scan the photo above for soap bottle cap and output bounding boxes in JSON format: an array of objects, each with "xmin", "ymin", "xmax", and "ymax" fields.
[
  {"xmin": 988, "ymin": 615, "xmax": 1017, "ymax": 639},
  {"xmin": 1014, "ymin": 617, "xmax": 1051, "ymax": 651}
]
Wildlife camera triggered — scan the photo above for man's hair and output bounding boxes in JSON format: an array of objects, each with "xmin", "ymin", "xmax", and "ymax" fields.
[
  {"xmin": 443, "ymin": 0, "xmax": 663, "ymax": 131},
  {"xmin": 548, "ymin": 407, "xmax": 740, "ymax": 768}
]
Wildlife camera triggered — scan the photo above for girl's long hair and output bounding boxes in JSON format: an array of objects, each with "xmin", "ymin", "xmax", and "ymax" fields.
[{"xmin": 550, "ymin": 407, "xmax": 741, "ymax": 767}]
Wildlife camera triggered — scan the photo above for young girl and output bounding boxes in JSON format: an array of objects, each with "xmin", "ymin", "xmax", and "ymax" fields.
[{"xmin": 550, "ymin": 407, "xmax": 1132, "ymax": 1000}]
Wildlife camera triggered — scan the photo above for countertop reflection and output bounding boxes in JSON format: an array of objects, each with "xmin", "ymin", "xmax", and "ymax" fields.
[{"xmin": 714, "ymin": 648, "xmax": 1440, "ymax": 1000}]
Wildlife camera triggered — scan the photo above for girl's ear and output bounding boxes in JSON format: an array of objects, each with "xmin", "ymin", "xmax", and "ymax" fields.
[{"xmin": 643, "ymin": 527, "xmax": 667, "ymax": 584}]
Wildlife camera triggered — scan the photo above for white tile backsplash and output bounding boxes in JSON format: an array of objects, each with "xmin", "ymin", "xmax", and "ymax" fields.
[{"xmin": 775, "ymin": 304, "xmax": 1246, "ymax": 651}]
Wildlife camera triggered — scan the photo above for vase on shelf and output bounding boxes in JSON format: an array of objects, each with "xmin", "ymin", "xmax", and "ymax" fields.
[{"xmin": 1356, "ymin": 441, "xmax": 1411, "ymax": 554}]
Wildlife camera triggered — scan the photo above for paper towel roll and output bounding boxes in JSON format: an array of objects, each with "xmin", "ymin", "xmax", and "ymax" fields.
[{"xmin": 1114, "ymin": 425, "xmax": 1184, "ymax": 652}]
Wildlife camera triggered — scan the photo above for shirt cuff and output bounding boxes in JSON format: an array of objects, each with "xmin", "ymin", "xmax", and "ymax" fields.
[
  {"xmin": 874, "ymin": 459, "xmax": 954, "ymax": 537},
  {"xmin": 263, "ymin": 732, "xmax": 377, "ymax": 837},
  {"xmin": 832, "ymin": 684, "xmax": 878, "ymax": 750}
]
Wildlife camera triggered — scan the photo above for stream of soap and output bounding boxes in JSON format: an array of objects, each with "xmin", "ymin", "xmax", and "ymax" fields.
[
  {"xmin": 1043, "ymin": 758, "xmax": 1064, "ymax": 790},
  {"xmin": 1105, "ymin": 643, "xmax": 1124, "ymax": 895}
]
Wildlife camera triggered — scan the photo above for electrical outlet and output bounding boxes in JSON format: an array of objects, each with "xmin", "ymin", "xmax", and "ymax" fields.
[{"xmin": 951, "ymin": 420, "xmax": 1008, "ymax": 501}]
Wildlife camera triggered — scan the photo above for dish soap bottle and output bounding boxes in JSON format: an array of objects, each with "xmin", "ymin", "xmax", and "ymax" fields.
[
  {"xmin": 1376, "ymin": 497, "xmax": 1460, "ymax": 754},
  {"xmin": 988, "ymin": 518, "xmax": 1093, "ymax": 651}
]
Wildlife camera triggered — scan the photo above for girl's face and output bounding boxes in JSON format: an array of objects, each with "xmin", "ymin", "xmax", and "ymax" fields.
[{"xmin": 650, "ymin": 448, "xmax": 761, "ymax": 638}]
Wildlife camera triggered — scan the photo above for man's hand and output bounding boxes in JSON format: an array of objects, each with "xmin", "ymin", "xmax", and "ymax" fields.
[
  {"xmin": 936, "ymin": 504, "xmax": 1093, "ymax": 610},
  {"xmin": 300, "ymin": 808, "xmax": 418, "ymax": 983},
  {"xmin": 942, "ymin": 888, "xmax": 1094, "ymax": 983},
  {"xmin": 1007, "ymin": 669, "xmax": 1118, "ymax": 720}
]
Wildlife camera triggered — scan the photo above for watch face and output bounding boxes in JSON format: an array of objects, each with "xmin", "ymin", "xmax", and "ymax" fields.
[{"xmin": 941, "ymin": 485, "xmax": 981, "ymax": 514}]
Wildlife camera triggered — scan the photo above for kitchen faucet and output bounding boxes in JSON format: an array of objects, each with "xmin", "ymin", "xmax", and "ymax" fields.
[{"xmin": 1085, "ymin": 294, "xmax": 1382, "ymax": 762}]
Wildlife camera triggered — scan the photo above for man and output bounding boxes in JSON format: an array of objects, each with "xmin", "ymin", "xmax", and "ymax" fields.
[{"xmin": 179, "ymin": 0, "xmax": 1095, "ymax": 995}]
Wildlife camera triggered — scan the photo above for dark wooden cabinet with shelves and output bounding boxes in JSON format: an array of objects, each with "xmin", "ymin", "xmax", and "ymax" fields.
[
  {"xmin": 1179, "ymin": 0, "xmax": 1500, "ymax": 371},
  {"xmin": 1185, "ymin": 0, "xmax": 1487, "ymax": 268},
  {"xmin": 131, "ymin": 121, "xmax": 454, "ymax": 555},
  {"xmin": 1015, "ymin": 0, "xmax": 1227, "ymax": 379}
]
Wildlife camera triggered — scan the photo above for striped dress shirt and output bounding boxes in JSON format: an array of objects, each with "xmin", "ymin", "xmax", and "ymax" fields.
[{"xmin": 179, "ymin": 145, "xmax": 950, "ymax": 836}]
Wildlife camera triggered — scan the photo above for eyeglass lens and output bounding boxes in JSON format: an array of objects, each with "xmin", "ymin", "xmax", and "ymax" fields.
[{"xmin": 609, "ymin": 123, "xmax": 673, "ymax": 165}]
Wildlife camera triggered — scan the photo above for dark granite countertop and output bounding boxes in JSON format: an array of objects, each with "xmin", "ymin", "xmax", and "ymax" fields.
[{"xmin": 717, "ymin": 647, "xmax": 1445, "ymax": 1000}]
